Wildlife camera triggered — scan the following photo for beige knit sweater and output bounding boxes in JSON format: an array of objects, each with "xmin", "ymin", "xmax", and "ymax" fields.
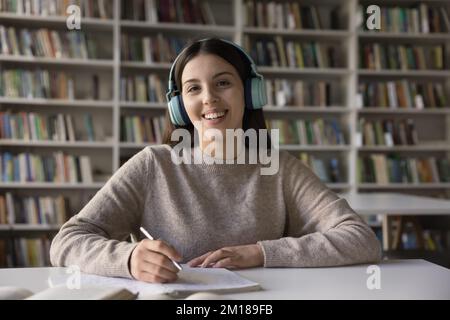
[{"xmin": 50, "ymin": 145, "xmax": 381, "ymax": 278}]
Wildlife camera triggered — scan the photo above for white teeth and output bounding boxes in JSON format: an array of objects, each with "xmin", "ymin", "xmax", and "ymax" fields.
[{"xmin": 204, "ymin": 111, "xmax": 226, "ymax": 120}]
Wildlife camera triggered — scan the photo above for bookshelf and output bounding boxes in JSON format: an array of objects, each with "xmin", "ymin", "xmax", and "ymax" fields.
[{"xmin": 0, "ymin": 0, "xmax": 449, "ymax": 267}]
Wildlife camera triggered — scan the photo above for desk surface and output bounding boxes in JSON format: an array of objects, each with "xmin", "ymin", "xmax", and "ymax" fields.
[
  {"xmin": 340, "ymin": 192, "xmax": 450, "ymax": 215},
  {"xmin": 1, "ymin": 259, "xmax": 449, "ymax": 299}
]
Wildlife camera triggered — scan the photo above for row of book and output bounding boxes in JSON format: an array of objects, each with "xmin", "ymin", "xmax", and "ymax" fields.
[
  {"xmin": 0, "ymin": 151, "xmax": 93, "ymax": 183},
  {"xmin": 400, "ymin": 227, "xmax": 449, "ymax": 251},
  {"xmin": 265, "ymin": 118, "xmax": 345, "ymax": 146},
  {"xmin": 0, "ymin": 26, "xmax": 100, "ymax": 59},
  {"xmin": 0, "ymin": 192, "xmax": 69, "ymax": 225},
  {"xmin": 297, "ymin": 152, "xmax": 341, "ymax": 183},
  {"xmin": 358, "ymin": 154, "xmax": 450, "ymax": 184},
  {"xmin": 0, "ymin": 0, "xmax": 113, "ymax": 19},
  {"xmin": 0, "ymin": 69, "xmax": 101, "ymax": 100},
  {"xmin": 0, "ymin": 69, "xmax": 74, "ymax": 99},
  {"xmin": 0, "ymin": 111, "xmax": 95, "ymax": 142},
  {"xmin": 244, "ymin": 36, "xmax": 341, "ymax": 69},
  {"xmin": 265, "ymin": 79, "xmax": 336, "ymax": 107},
  {"xmin": 358, "ymin": 118, "xmax": 419, "ymax": 146},
  {"xmin": 120, "ymin": 74, "xmax": 165, "ymax": 103},
  {"xmin": 395, "ymin": 224, "xmax": 445, "ymax": 250},
  {"xmin": 121, "ymin": 115, "xmax": 165, "ymax": 144},
  {"xmin": 358, "ymin": 81, "xmax": 448, "ymax": 109},
  {"xmin": 360, "ymin": 43, "xmax": 445, "ymax": 70},
  {"xmin": 360, "ymin": 4, "xmax": 450, "ymax": 33},
  {"xmin": 121, "ymin": 0, "xmax": 216, "ymax": 25},
  {"xmin": 0, "ymin": 237, "xmax": 50, "ymax": 267},
  {"xmin": 121, "ymin": 33, "xmax": 184, "ymax": 63},
  {"xmin": 242, "ymin": 1, "xmax": 340, "ymax": 30}
]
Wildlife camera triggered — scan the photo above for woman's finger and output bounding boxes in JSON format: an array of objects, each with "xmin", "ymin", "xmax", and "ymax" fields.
[
  {"xmin": 140, "ymin": 259, "xmax": 178, "ymax": 281},
  {"xmin": 201, "ymin": 248, "xmax": 233, "ymax": 268},
  {"xmin": 142, "ymin": 239, "xmax": 182, "ymax": 262},
  {"xmin": 142, "ymin": 250, "xmax": 180, "ymax": 274},
  {"xmin": 187, "ymin": 251, "xmax": 213, "ymax": 267},
  {"xmin": 212, "ymin": 257, "xmax": 236, "ymax": 269},
  {"xmin": 138, "ymin": 270, "xmax": 172, "ymax": 283}
]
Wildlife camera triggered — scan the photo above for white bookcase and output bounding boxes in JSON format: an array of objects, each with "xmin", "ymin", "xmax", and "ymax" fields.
[
  {"xmin": 356, "ymin": 0, "xmax": 450, "ymax": 197},
  {"xmin": 0, "ymin": 0, "xmax": 449, "ymax": 264}
]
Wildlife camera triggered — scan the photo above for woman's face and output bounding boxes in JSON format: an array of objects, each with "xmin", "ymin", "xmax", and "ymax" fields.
[{"xmin": 181, "ymin": 53, "xmax": 245, "ymax": 140}]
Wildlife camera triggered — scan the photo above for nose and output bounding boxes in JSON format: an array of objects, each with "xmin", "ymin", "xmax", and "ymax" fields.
[{"xmin": 202, "ymin": 86, "xmax": 219, "ymax": 105}]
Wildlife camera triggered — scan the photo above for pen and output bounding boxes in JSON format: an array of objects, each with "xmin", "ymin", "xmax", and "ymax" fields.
[{"xmin": 139, "ymin": 227, "xmax": 183, "ymax": 271}]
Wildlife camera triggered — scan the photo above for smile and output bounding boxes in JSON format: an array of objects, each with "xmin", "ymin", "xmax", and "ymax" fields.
[{"xmin": 202, "ymin": 110, "xmax": 228, "ymax": 122}]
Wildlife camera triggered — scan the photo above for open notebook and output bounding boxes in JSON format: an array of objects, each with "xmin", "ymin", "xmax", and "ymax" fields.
[
  {"xmin": 44, "ymin": 266, "xmax": 261, "ymax": 299},
  {"xmin": 0, "ymin": 285, "xmax": 138, "ymax": 300}
]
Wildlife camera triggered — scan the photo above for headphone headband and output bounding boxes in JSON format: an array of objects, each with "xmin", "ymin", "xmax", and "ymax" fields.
[{"xmin": 167, "ymin": 38, "xmax": 263, "ymax": 95}]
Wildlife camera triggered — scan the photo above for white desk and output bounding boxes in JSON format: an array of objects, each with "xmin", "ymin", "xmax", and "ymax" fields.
[
  {"xmin": 340, "ymin": 192, "xmax": 450, "ymax": 216},
  {"xmin": 340, "ymin": 193, "xmax": 450, "ymax": 250},
  {"xmin": 0, "ymin": 260, "xmax": 449, "ymax": 299}
]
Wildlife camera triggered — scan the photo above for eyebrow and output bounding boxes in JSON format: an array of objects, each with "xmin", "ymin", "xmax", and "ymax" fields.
[{"xmin": 182, "ymin": 71, "xmax": 234, "ymax": 87}]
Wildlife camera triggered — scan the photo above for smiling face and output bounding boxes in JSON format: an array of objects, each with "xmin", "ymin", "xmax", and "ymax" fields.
[{"xmin": 181, "ymin": 53, "xmax": 246, "ymax": 147}]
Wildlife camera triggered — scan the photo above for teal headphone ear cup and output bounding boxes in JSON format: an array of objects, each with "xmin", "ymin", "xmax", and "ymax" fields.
[
  {"xmin": 250, "ymin": 77, "xmax": 267, "ymax": 109},
  {"xmin": 168, "ymin": 95, "xmax": 190, "ymax": 126},
  {"xmin": 244, "ymin": 76, "xmax": 267, "ymax": 110},
  {"xmin": 167, "ymin": 98, "xmax": 178, "ymax": 125}
]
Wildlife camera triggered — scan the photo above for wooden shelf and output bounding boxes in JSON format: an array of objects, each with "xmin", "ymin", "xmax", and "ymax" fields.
[
  {"xmin": 358, "ymin": 183, "xmax": 450, "ymax": 190},
  {"xmin": 0, "ymin": 13, "xmax": 114, "ymax": 29},
  {"xmin": 0, "ymin": 224, "xmax": 62, "ymax": 232},
  {"xmin": 0, "ymin": 55, "xmax": 114, "ymax": 68},
  {"xmin": 358, "ymin": 69, "xmax": 450, "ymax": 78},
  {"xmin": 120, "ymin": 61, "xmax": 172, "ymax": 70},
  {"xmin": 258, "ymin": 67, "xmax": 350, "ymax": 76},
  {"xmin": 358, "ymin": 145, "xmax": 450, "ymax": 152},
  {"xmin": 119, "ymin": 142, "xmax": 157, "ymax": 149},
  {"xmin": 263, "ymin": 106, "xmax": 349, "ymax": 113},
  {"xmin": 358, "ymin": 31, "xmax": 450, "ymax": 42},
  {"xmin": 0, "ymin": 97, "xmax": 113, "ymax": 108},
  {"xmin": 278, "ymin": 145, "xmax": 351, "ymax": 151},
  {"xmin": 243, "ymin": 27, "xmax": 349, "ymax": 39},
  {"xmin": 120, "ymin": 101, "xmax": 166, "ymax": 109},
  {"xmin": 357, "ymin": 108, "xmax": 450, "ymax": 115},
  {"xmin": 120, "ymin": 20, "xmax": 235, "ymax": 34},
  {"xmin": 0, "ymin": 140, "xmax": 114, "ymax": 148}
]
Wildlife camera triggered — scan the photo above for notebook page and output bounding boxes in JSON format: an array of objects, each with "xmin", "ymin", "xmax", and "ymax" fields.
[{"xmin": 48, "ymin": 266, "xmax": 260, "ymax": 296}]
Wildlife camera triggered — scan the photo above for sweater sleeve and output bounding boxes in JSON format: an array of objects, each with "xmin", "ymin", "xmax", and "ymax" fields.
[
  {"xmin": 257, "ymin": 153, "xmax": 382, "ymax": 267},
  {"xmin": 49, "ymin": 147, "xmax": 152, "ymax": 278}
]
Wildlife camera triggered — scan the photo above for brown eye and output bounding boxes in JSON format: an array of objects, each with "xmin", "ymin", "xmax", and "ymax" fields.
[
  {"xmin": 217, "ymin": 80, "xmax": 230, "ymax": 87},
  {"xmin": 187, "ymin": 86, "xmax": 199, "ymax": 93}
]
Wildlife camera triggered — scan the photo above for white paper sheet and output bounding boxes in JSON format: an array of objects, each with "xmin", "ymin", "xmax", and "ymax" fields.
[{"xmin": 48, "ymin": 265, "xmax": 260, "ymax": 297}]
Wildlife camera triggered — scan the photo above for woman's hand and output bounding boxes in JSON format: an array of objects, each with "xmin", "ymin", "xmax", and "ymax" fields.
[
  {"xmin": 187, "ymin": 244, "xmax": 264, "ymax": 269},
  {"xmin": 129, "ymin": 239, "xmax": 182, "ymax": 283}
]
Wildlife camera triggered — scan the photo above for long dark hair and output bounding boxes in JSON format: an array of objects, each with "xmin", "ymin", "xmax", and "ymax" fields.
[{"xmin": 162, "ymin": 38, "xmax": 270, "ymax": 149}]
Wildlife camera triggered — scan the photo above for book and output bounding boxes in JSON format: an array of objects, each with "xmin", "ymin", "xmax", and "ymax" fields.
[
  {"xmin": 47, "ymin": 266, "xmax": 261, "ymax": 299},
  {"xmin": 0, "ymin": 285, "xmax": 137, "ymax": 300}
]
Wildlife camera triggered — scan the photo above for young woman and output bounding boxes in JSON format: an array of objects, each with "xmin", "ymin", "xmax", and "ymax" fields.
[{"xmin": 50, "ymin": 38, "xmax": 381, "ymax": 284}]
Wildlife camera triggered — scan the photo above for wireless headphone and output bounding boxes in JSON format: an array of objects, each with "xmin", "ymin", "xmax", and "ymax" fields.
[{"xmin": 166, "ymin": 38, "xmax": 267, "ymax": 126}]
